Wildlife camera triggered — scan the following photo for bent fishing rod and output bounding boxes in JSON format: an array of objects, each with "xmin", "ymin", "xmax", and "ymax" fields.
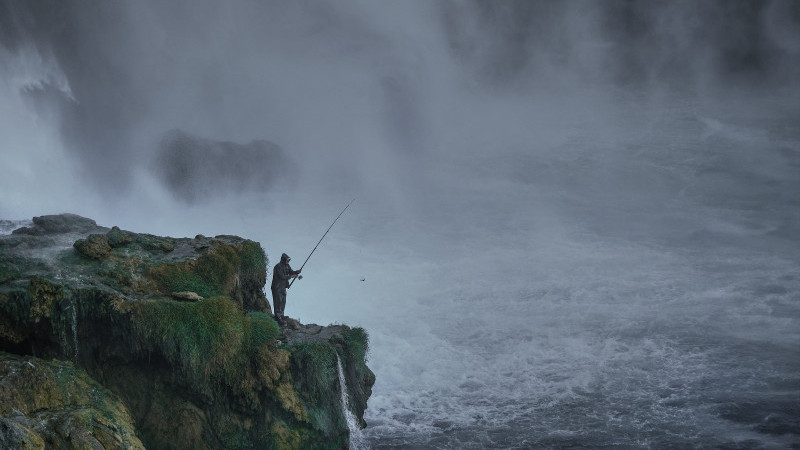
[{"xmin": 288, "ymin": 198, "xmax": 355, "ymax": 288}]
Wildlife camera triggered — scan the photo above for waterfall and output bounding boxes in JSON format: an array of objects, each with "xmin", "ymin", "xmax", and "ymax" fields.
[
  {"xmin": 70, "ymin": 300, "xmax": 78, "ymax": 364},
  {"xmin": 336, "ymin": 353, "xmax": 367, "ymax": 450}
]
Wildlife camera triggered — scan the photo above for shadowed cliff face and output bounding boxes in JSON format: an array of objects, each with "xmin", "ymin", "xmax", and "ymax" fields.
[{"xmin": 0, "ymin": 214, "xmax": 374, "ymax": 449}]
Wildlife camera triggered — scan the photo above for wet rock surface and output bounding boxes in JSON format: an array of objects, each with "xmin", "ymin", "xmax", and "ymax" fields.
[
  {"xmin": 279, "ymin": 319, "xmax": 351, "ymax": 346},
  {"xmin": 0, "ymin": 353, "xmax": 144, "ymax": 449}
]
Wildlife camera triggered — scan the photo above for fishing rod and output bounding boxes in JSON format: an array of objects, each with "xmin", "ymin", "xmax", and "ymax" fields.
[{"xmin": 288, "ymin": 198, "xmax": 355, "ymax": 288}]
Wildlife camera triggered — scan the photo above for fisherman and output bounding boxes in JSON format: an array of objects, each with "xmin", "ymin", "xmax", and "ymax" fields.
[{"xmin": 271, "ymin": 253, "xmax": 301, "ymax": 324}]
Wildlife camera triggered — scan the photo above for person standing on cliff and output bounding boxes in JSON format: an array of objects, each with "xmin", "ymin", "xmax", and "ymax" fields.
[{"xmin": 271, "ymin": 253, "xmax": 301, "ymax": 324}]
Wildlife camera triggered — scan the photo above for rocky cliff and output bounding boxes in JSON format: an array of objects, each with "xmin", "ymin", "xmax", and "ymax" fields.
[{"xmin": 0, "ymin": 214, "xmax": 374, "ymax": 449}]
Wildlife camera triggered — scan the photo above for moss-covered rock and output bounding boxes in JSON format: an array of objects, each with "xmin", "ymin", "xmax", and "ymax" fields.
[
  {"xmin": 134, "ymin": 234, "xmax": 175, "ymax": 253},
  {"xmin": 74, "ymin": 234, "xmax": 112, "ymax": 259},
  {"xmin": 12, "ymin": 214, "xmax": 98, "ymax": 236},
  {"xmin": 0, "ymin": 352, "xmax": 144, "ymax": 449},
  {"xmin": 33, "ymin": 214, "xmax": 98, "ymax": 233},
  {"xmin": 106, "ymin": 226, "xmax": 133, "ymax": 248},
  {"xmin": 0, "ymin": 214, "xmax": 373, "ymax": 450}
]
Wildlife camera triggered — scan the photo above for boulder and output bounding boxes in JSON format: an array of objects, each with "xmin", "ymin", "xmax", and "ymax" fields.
[
  {"xmin": 73, "ymin": 234, "xmax": 112, "ymax": 259},
  {"xmin": 106, "ymin": 226, "xmax": 132, "ymax": 248},
  {"xmin": 12, "ymin": 214, "xmax": 98, "ymax": 235}
]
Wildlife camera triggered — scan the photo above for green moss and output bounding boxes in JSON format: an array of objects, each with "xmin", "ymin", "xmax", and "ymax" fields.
[
  {"xmin": 73, "ymin": 234, "xmax": 112, "ymax": 259},
  {"xmin": 134, "ymin": 234, "xmax": 175, "ymax": 253},
  {"xmin": 106, "ymin": 226, "xmax": 132, "ymax": 248},
  {"xmin": 129, "ymin": 295, "xmax": 286, "ymax": 413},
  {"xmin": 27, "ymin": 277, "xmax": 63, "ymax": 324},
  {"xmin": 340, "ymin": 327, "xmax": 369, "ymax": 364},
  {"xmin": 194, "ymin": 244, "xmax": 238, "ymax": 291},
  {"xmin": 131, "ymin": 296, "xmax": 244, "ymax": 384},
  {"xmin": 244, "ymin": 312, "xmax": 280, "ymax": 351},
  {"xmin": 0, "ymin": 352, "xmax": 144, "ymax": 449},
  {"xmin": 220, "ymin": 429, "xmax": 254, "ymax": 450},
  {"xmin": 238, "ymin": 242, "xmax": 267, "ymax": 273},
  {"xmin": 57, "ymin": 250, "xmax": 102, "ymax": 271},
  {"xmin": 289, "ymin": 341, "xmax": 340, "ymax": 436},
  {"xmin": 0, "ymin": 261, "xmax": 19, "ymax": 284},
  {"xmin": 145, "ymin": 240, "xmax": 267, "ymax": 303},
  {"xmin": 147, "ymin": 263, "xmax": 220, "ymax": 298}
]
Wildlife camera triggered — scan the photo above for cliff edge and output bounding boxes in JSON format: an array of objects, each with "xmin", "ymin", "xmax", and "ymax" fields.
[{"xmin": 0, "ymin": 214, "xmax": 374, "ymax": 449}]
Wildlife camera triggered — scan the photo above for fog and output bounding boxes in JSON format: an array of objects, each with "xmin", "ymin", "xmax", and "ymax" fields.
[{"xmin": 2, "ymin": 1, "xmax": 799, "ymax": 447}]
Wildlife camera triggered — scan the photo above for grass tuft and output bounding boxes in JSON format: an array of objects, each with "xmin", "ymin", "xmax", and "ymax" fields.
[
  {"xmin": 244, "ymin": 312, "xmax": 280, "ymax": 351},
  {"xmin": 131, "ymin": 296, "xmax": 244, "ymax": 384},
  {"xmin": 145, "ymin": 241, "xmax": 266, "ymax": 301},
  {"xmin": 289, "ymin": 341, "xmax": 340, "ymax": 435}
]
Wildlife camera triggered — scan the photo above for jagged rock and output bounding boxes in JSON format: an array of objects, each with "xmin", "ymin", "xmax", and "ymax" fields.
[
  {"xmin": 134, "ymin": 234, "xmax": 175, "ymax": 253},
  {"xmin": 281, "ymin": 316, "xmax": 302, "ymax": 330},
  {"xmin": 106, "ymin": 226, "xmax": 132, "ymax": 248},
  {"xmin": 0, "ymin": 417, "xmax": 45, "ymax": 449},
  {"xmin": 13, "ymin": 214, "xmax": 98, "ymax": 235},
  {"xmin": 0, "ymin": 214, "xmax": 373, "ymax": 449},
  {"xmin": 73, "ymin": 234, "xmax": 112, "ymax": 259},
  {"xmin": 171, "ymin": 291, "xmax": 204, "ymax": 302},
  {"xmin": 0, "ymin": 353, "xmax": 145, "ymax": 449},
  {"xmin": 9, "ymin": 227, "xmax": 40, "ymax": 236}
]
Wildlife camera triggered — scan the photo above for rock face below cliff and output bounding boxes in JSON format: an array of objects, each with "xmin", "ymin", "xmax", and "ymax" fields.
[
  {"xmin": 0, "ymin": 353, "xmax": 144, "ymax": 449},
  {"xmin": 0, "ymin": 214, "xmax": 374, "ymax": 449}
]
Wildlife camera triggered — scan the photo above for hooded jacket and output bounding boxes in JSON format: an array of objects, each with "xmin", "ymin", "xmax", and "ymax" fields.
[{"xmin": 271, "ymin": 253, "xmax": 296, "ymax": 290}]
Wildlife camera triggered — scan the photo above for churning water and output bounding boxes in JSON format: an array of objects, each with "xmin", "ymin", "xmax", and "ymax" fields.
[
  {"xmin": 235, "ymin": 97, "xmax": 799, "ymax": 449},
  {"xmin": 319, "ymin": 103, "xmax": 800, "ymax": 449}
]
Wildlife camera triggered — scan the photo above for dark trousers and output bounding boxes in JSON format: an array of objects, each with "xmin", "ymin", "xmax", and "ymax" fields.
[{"xmin": 271, "ymin": 286, "xmax": 286, "ymax": 317}]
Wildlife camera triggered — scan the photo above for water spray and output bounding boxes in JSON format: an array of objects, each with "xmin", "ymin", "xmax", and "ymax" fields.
[{"xmin": 289, "ymin": 199, "xmax": 355, "ymax": 288}]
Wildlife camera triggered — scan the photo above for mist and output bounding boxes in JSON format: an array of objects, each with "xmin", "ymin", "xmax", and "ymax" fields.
[{"xmin": 2, "ymin": 1, "xmax": 799, "ymax": 447}]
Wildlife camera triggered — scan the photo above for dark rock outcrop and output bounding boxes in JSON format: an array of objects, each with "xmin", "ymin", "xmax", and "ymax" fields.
[
  {"xmin": 12, "ymin": 214, "xmax": 98, "ymax": 236},
  {"xmin": 73, "ymin": 233, "xmax": 112, "ymax": 259},
  {"xmin": 0, "ymin": 214, "xmax": 373, "ymax": 449},
  {"xmin": 106, "ymin": 226, "xmax": 133, "ymax": 248},
  {"xmin": 153, "ymin": 129, "xmax": 293, "ymax": 203}
]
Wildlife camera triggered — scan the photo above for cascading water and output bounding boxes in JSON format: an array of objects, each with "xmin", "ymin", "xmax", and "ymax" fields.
[
  {"xmin": 60, "ymin": 299, "xmax": 79, "ymax": 364},
  {"xmin": 70, "ymin": 300, "xmax": 78, "ymax": 364},
  {"xmin": 337, "ymin": 353, "xmax": 367, "ymax": 450}
]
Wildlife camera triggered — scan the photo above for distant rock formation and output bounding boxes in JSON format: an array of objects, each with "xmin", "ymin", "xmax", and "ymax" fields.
[
  {"xmin": 0, "ymin": 214, "xmax": 373, "ymax": 449},
  {"xmin": 153, "ymin": 129, "xmax": 293, "ymax": 203}
]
